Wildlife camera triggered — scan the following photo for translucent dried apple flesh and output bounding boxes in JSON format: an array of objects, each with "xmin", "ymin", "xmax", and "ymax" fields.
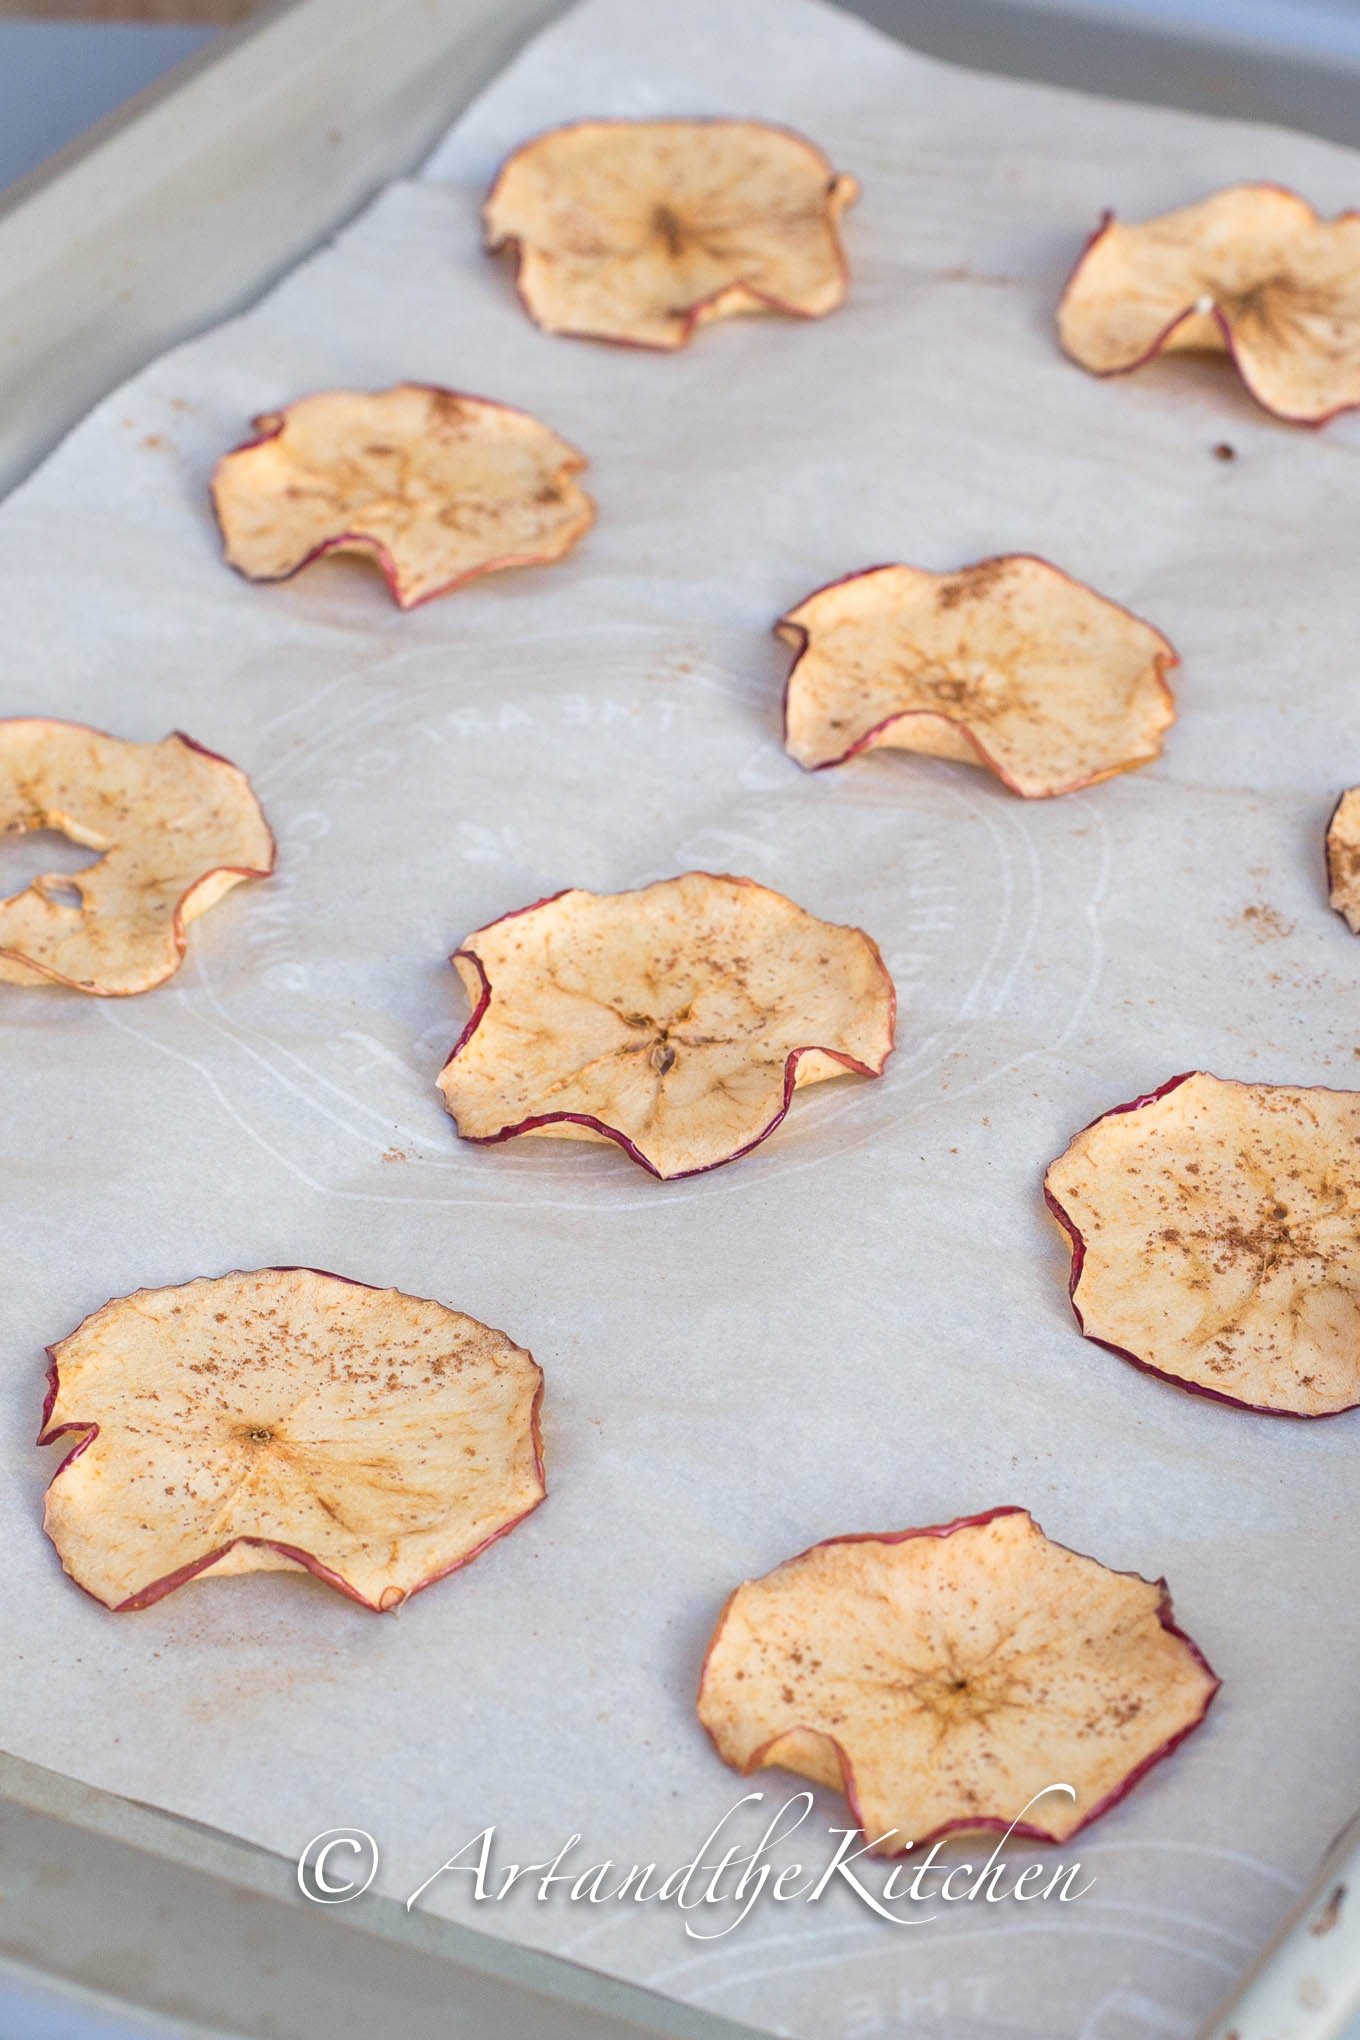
[
  {"xmin": 437, "ymin": 871, "xmax": 895, "ymax": 1178},
  {"xmin": 1326, "ymin": 788, "xmax": 1360, "ymax": 934},
  {"xmin": 40, "ymin": 1267, "xmax": 546, "ymax": 1611},
  {"xmin": 1046, "ymin": 1071, "xmax": 1360, "ymax": 1415},
  {"xmin": 484, "ymin": 119, "xmax": 857, "ymax": 349},
  {"xmin": 1058, "ymin": 184, "xmax": 1360, "ymax": 424},
  {"xmin": 212, "ymin": 384, "xmax": 593, "ymax": 607},
  {"xmin": 0, "ymin": 720, "xmax": 273, "ymax": 996},
  {"xmin": 698, "ymin": 1508, "xmax": 1218, "ymax": 1848},
  {"xmin": 779, "ymin": 556, "xmax": 1176, "ymax": 796}
]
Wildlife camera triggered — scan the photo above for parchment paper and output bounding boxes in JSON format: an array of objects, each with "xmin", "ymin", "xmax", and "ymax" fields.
[{"xmin": 3, "ymin": 2, "xmax": 1359, "ymax": 2032}]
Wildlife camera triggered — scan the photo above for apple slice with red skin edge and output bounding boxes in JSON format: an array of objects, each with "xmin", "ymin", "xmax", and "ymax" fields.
[
  {"xmin": 1045, "ymin": 1070, "xmax": 1360, "ymax": 1416},
  {"xmin": 483, "ymin": 119, "xmax": 857, "ymax": 351},
  {"xmin": 211, "ymin": 383, "xmax": 593, "ymax": 609},
  {"xmin": 1326, "ymin": 789, "xmax": 1360, "ymax": 934},
  {"xmin": 38, "ymin": 1267, "xmax": 546, "ymax": 1612},
  {"xmin": 0, "ymin": 718, "xmax": 274, "ymax": 996},
  {"xmin": 697, "ymin": 1507, "xmax": 1219, "ymax": 1852},
  {"xmin": 436, "ymin": 871, "xmax": 895, "ymax": 1180},
  {"xmin": 778, "ymin": 556, "xmax": 1176, "ymax": 796},
  {"xmin": 1058, "ymin": 185, "xmax": 1360, "ymax": 425}
]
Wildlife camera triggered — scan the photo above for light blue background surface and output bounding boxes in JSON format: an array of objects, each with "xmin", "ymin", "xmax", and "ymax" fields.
[
  {"xmin": 0, "ymin": 1965, "xmax": 198, "ymax": 2040},
  {"xmin": 0, "ymin": 21, "xmax": 216, "ymax": 194}
]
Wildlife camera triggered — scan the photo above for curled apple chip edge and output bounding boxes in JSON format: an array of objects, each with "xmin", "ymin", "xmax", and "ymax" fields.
[
  {"xmin": 777, "ymin": 554, "xmax": 1177, "ymax": 797},
  {"xmin": 38, "ymin": 1266, "xmax": 547, "ymax": 1613},
  {"xmin": 696, "ymin": 1506, "xmax": 1220, "ymax": 1852},
  {"xmin": 1045, "ymin": 1070, "xmax": 1360, "ymax": 1417},
  {"xmin": 436, "ymin": 871, "xmax": 896, "ymax": 1180},
  {"xmin": 210, "ymin": 382, "xmax": 594, "ymax": 609},
  {"xmin": 0, "ymin": 718, "xmax": 275, "ymax": 997},
  {"xmin": 1057, "ymin": 183, "xmax": 1360, "ymax": 426},
  {"xmin": 483, "ymin": 118, "xmax": 858, "ymax": 350},
  {"xmin": 1326, "ymin": 787, "xmax": 1360, "ymax": 934}
]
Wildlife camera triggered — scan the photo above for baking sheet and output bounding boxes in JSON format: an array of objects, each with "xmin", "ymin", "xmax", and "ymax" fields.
[{"xmin": 3, "ymin": 0, "xmax": 1359, "ymax": 2032}]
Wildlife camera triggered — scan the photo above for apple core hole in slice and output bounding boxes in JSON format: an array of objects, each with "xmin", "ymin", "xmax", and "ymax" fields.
[{"xmin": 0, "ymin": 829, "xmax": 103, "ymax": 905}]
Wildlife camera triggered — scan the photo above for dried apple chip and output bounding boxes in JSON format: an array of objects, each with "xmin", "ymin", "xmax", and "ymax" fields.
[
  {"xmin": 437, "ymin": 872, "xmax": 895, "ymax": 1179},
  {"xmin": 39, "ymin": 1267, "xmax": 546, "ymax": 1612},
  {"xmin": 779, "ymin": 556, "xmax": 1176, "ymax": 796},
  {"xmin": 1326, "ymin": 788, "xmax": 1360, "ymax": 933},
  {"xmin": 698, "ymin": 1507, "xmax": 1218, "ymax": 1849},
  {"xmin": 484, "ymin": 119, "xmax": 857, "ymax": 349},
  {"xmin": 1046, "ymin": 1071, "xmax": 1360, "ymax": 1415},
  {"xmin": 1058, "ymin": 185, "xmax": 1360, "ymax": 424},
  {"xmin": 0, "ymin": 719, "xmax": 273, "ymax": 996},
  {"xmin": 211, "ymin": 383, "xmax": 593, "ymax": 607}
]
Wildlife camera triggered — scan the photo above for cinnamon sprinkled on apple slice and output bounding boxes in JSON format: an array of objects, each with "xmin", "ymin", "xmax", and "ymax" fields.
[
  {"xmin": 698, "ymin": 1508, "xmax": 1218, "ymax": 1849},
  {"xmin": 484, "ymin": 120, "xmax": 857, "ymax": 349},
  {"xmin": 437, "ymin": 872, "xmax": 894, "ymax": 1178},
  {"xmin": 1059, "ymin": 185, "xmax": 1360, "ymax": 424},
  {"xmin": 1046, "ymin": 1071, "xmax": 1360, "ymax": 1414},
  {"xmin": 779, "ymin": 556, "xmax": 1176, "ymax": 796},
  {"xmin": 0, "ymin": 719, "xmax": 273, "ymax": 996},
  {"xmin": 212, "ymin": 384, "xmax": 592, "ymax": 607},
  {"xmin": 40, "ymin": 1268, "xmax": 546, "ymax": 1611}
]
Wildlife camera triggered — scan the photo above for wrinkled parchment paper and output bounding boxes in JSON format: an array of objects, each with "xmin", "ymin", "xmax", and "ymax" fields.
[{"xmin": 4, "ymin": 2, "xmax": 1360, "ymax": 2032}]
